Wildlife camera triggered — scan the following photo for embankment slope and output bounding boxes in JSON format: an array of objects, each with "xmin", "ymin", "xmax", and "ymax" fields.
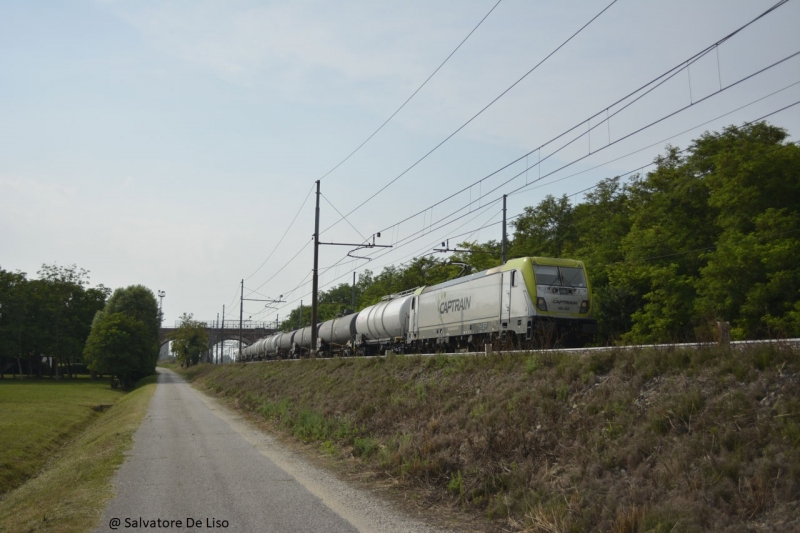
[{"xmin": 180, "ymin": 345, "xmax": 799, "ymax": 532}]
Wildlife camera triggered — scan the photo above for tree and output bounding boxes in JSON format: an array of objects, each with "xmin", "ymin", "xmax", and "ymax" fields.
[
  {"xmin": 600, "ymin": 122, "xmax": 800, "ymax": 343},
  {"xmin": 170, "ymin": 313, "xmax": 209, "ymax": 367},
  {"xmin": 273, "ymin": 123, "xmax": 800, "ymax": 345},
  {"xmin": 450, "ymin": 240, "xmax": 503, "ymax": 272},
  {"xmin": 36, "ymin": 265, "xmax": 109, "ymax": 378},
  {"xmin": 0, "ymin": 264, "xmax": 109, "ymax": 379},
  {"xmin": 0, "ymin": 269, "xmax": 28, "ymax": 379},
  {"xmin": 509, "ymin": 194, "xmax": 576, "ymax": 259},
  {"xmin": 103, "ymin": 285, "xmax": 160, "ymax": 374},
  {"xmin": 693, "ymin": 123, "xmax": 800, "ymax": 339},
  {"xmin": 83, "ymin": 312, "xmax": 152, "ymax": 389}
]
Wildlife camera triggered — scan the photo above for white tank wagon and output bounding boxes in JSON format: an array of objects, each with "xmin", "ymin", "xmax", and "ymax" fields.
[
  {"xmin": 237, "ymin": 257, "xmax": 595, "ymax": 360},
  {"xmin": 240, "ymin": 340, "xmax": 258, "ymax": 361},
  {"xmin": 354, "ymin": 292, "xmax": 414, "ymax": 354},
  {"xmin": 266, "ymin": 333, "xmax": 282, "ymax": 357},
  {"xmin": 277, "ymin": 330, "xmax": 297, "ymax": 356},
  {"xmin": 318, "ymin": 314, "xmax": 358, "ymax": 355}
]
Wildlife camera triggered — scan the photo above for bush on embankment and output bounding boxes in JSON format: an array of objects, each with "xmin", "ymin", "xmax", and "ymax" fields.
[{"xmin": 181, "ymin": 345, "xmax": 800, "ymax": 532}]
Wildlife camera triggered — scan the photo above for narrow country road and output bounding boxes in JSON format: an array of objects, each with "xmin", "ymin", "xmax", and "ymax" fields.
[{"xmin": 97, "ymin": 368, "xmax": 448, "ymax": 533}]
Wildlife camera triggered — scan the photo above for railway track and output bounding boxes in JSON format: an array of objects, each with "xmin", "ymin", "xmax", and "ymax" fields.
[{"xmin": 238, "ymin": 337, "xmax": 800, "ymax": 363}]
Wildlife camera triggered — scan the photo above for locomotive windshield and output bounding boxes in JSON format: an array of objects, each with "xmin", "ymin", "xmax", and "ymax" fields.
[
  {"xmin": 533, "ymin": 265, "xmax": 587, "ymax": 288},
  {"xmin": 561, "ymin": 267, "xmax": 587, "ymax": 287}
]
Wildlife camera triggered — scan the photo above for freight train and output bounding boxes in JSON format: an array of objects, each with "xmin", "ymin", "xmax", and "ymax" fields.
[{"xmin": 238, "ymin": 256, "xmax": 596, "ymax": 360}]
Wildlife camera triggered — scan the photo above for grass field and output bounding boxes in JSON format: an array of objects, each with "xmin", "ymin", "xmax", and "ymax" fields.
[
  {"xmin": 0, "ymin": 377, "xmax": 125, "ymax": 496},
  {"xmin": 0, "ymin": 375, "xmax": 157, "ymax": 532},
  {"xmin": 180, "ymin": 344, "xmax": 800, "ymax": 532}
]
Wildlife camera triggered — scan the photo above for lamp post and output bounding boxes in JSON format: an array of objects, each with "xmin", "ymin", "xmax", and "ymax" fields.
[{"xmin": 157, "ymin": 290, "xmax": 166, "ymax": 323}]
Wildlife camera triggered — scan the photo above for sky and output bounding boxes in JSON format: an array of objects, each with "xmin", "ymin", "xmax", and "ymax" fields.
[{"xmin": 2, "ymin": 0, "xmax": 799, "ymax": 331}]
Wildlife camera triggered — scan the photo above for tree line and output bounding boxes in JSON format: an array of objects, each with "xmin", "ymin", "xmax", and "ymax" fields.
[
  {"xmin": 0, "ymin": 265, "xmax": 108, "ymax": 379},
  {"xmin": 281, "ymin": 122, "xmax": 800, "ymax": 344},
  {"xmin": 0, "ymin": 265, "xmax": 166, "ymax": 388}
]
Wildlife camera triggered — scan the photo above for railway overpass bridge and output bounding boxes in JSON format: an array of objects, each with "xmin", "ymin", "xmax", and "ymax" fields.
[{"xmin": 159, "ymin": 320, "xmax": 278, "ymax": 355}]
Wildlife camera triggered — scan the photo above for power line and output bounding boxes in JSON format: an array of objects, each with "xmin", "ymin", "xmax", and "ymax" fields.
[
  {"xmin": 245, "ymin": 0, "xmax": 795, "ymax": 319},
  {"xmin": 388, "ymin": 48, "xmax": 800, "ymax": 239},
  {"xmin": 508, "ymin": 78, "xmax": 800, "ymax": 200},
  {"xmin": 248, "ymin": 240, "xmax": 313, "ymax": 295},
  {"xmin": 320, "ymin": 193, "xmax": 368, "ymax": 242},
  {"xmin": 319, "ymin": 0, "xmax": 619, "ymax": 235},
  {"xmin": 349, "ymin": 0, "xmax": 794, "ymax": 242},
  {"xmin": 266, "ymin": 98, "xmax": 800, "ymax": 316},
  {"xmin": 266, "ymin": 204, "xmax": 507, "ymax": 314},
  {"xmin": 318, "ymin": 0, "xmax": 504, "ymax": 183},
  {"xmin": 237, "ymin": 1, "xmax": 506, "ymax": 310},
  {"xmin": 243, "ymin": 182, "xmax": 315, "ymax": 283}
]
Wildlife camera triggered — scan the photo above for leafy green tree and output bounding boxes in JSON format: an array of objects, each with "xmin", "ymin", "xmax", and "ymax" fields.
[
  {"xmin": 509, "ymin": 194, "xmax": 576, "ymax": 259},
  {"xmin": 103, "ymin": 285, "xmax": 160, "ymax": 373},
  {"xmin": 358, "ymin": 256, "xmax": 461, "ymax": 308},
  {"xmin": 83, "ymin": 312, "xmax": 152, "ymax": 389},
  {"xmin": 569, "ymin": 177, "xmax": 635, "ymax": 342},
  {"xmin": 693, "ymin": 123, "xmax": 800, "ymax": 339},
  {"xmin": 274, "ymin": 122, "xmax": 800, "ymax": 345},
  {"xmin": 450, "ymin": 240, "xmax": 503, "ymax": 272},
  {"xmin": 0, "ymin": 264, "xmax": 109, "ymax": 378},
  {"xmin": 0, "ymin": 269, "xmax": 29, "ymax": 378},
  {"xmin": 170, "ymin": 313, "xmax": 209, "ymax": 367},
  {"xmin": 36, "ymin": 265, "xmax": 109, "ymax": 378}
]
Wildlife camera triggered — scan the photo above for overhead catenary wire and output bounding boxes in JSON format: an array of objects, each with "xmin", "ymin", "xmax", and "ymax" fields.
[
  {"xmin": 246, "ymin": 1, "xmax": 796, "ymax": 321},
  {"xmin": 259, "ymin": 98, "xmax": 800, "ymax": 318},
  {"xmin": 255, "ymin": 98, "xmax": 800, "ymax": 321},
  {"xmin": 332, "ymin": 0, "xmax": 794, "ymax": 244},
  {"xmin": 320, "ymin": 0, "xmax": 790, "ymax": 239},
  {"xmin": 508, "ymin": 78, "xmax": 800, "ymax": 199},
  {"xmin": 243, "ymin": 182, "xmax": 315, "ymax": 284},
  {"xmin": 268, "ymin": 204, "xmax": 508, "ymax": 314},
  {"xmin": 317, "ymin": 0, "xmax": 505, "ymax": 183},
  {"xmin": 319, "ymin": 0, "xmax": 620, "ymax": 236},
  {"xmin": 320, "ymin": 193, "xmax": 368, "ymax": 242},
  {"xmin": 237, "ymin": 1, "xmax": 505, "ymax": 306},
  {"xmin": 242, "ymin": 0, "xmax": 793, "ymax": 304},
  {"xmin": 268, "ymin": 199, "xmax": 504, "ymax": 312},
  {"xmin": 249, "ymin": 201, "xmax": 507, "ymax": 319},
  {"xmin": 374, "ymin": 47, "xmax": 800, "ymax": 246}
]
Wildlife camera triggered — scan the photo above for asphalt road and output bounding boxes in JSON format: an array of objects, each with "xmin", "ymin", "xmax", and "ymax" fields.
[{"xmin": 96, "ymin": 368, "xmax": 386, "ymax": 533}]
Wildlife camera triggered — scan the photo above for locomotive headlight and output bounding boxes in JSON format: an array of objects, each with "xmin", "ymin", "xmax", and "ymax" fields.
[
  {"xmin": 537, "ymin": 297, "xmax": 548, "ymax": 311},
  {"xmin": 579, "ymin": 300, "xmax": 589, "ymax": 314}
]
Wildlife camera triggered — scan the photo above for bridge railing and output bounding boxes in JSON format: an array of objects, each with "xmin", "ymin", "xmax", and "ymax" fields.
[{"xmin": 173, "ymin": 320, "xmax": 272, "ymax": 329}]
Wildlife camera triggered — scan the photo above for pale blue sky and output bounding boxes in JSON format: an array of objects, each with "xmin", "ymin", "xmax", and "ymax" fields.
[{"xmin": 2, "ymin": 0, "xmax": 799, "ymax": 328}]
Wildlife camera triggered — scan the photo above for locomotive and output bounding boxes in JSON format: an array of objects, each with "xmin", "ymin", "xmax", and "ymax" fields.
[{"xmin": 238, "ymin": 256, "xmax": 596, "ymax": 360}]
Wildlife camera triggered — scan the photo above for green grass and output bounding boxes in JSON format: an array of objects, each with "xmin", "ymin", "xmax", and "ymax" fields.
[
  {"xmin": 0, "ymin": 375, "xmax": 157, "ymax": 533},
  {"xmin": 0, "ymin": 376, "xmax": 125, "ymax": 495}
]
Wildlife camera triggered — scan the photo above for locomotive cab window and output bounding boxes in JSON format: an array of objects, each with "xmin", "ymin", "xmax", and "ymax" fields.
[
  {"xmin": 533, "ymin": 265, "xmax": 560, "ymax": 285},
  {"xmin": 560, "ymin": 267, "xmax": 587, "ymax": 288},
  {"xmin": 533, "ymin": 265, "xmax": 587, "ymax": 287}
]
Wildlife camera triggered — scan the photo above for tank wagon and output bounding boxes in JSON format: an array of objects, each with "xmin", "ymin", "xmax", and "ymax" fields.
[{"xmin": 237, "ymin": 257, "xmax": 596, "ymax": 361}]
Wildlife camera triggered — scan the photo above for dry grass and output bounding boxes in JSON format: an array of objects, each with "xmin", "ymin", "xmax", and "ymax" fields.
[
  {"xmin": 180, "ymin": 345, "xmax": 800, "ymax": 532},
  {"xmin": 0, "ymin": 376, "xmax": 157, "ymax": 533}
]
